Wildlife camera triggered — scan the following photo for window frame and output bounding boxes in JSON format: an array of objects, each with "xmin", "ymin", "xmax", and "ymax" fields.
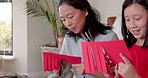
[{"xmin": 0, "ymin": 0, "xmax": 13, "ymax": 56}]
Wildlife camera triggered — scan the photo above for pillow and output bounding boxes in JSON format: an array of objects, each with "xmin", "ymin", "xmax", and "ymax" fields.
[
  {"xmin": 112, "ymin": 16, "xmax": 123, "ymax": 40},
  {"xmin": 107, "ymin": 16, "xmax": 117, "ymax": 27}
]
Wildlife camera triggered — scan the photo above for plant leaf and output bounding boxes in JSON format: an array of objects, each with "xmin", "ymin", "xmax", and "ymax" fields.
[{"xmin": 27, "ymin": 0, "xmax": 46, "ymax": 17}]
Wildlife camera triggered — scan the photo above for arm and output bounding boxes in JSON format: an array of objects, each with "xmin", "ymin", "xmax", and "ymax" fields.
[{"xmin": 59, "ymin": 35, "xmax": 68, "ymax": 55}]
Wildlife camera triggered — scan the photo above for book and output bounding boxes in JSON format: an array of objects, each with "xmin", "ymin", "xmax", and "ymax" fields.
[
  {"xmin": 43, "ymin": 52, "xmax": 81, "ymax": 72},
  {"xmin": 81, "ymin": 40, "xmax": 132, "ymax": 75}
]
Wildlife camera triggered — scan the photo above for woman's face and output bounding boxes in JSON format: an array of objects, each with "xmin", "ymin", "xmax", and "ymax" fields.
[
  {"xmin": 124, "ymin": 3, "xmax": 148, "ymax": 40},
  {"xmin": 59, "ymin": 3, "xmax": 88, "ymax": 34}
]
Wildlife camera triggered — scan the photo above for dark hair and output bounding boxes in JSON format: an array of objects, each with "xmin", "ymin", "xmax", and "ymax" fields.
[
  {"xmin": 58, "ymin": 0, "xmax": 111, "ymax": 41},
  {"xmin": 121, "ymin": 0, "xmax": 148, "ymax": 48}
]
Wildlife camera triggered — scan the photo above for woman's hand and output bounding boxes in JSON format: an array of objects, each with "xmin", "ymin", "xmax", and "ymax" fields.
[
  {"xmin": 72, "ymin": 64, "xmax": 84, "ymax": 74},
  {"xmin": 93, "ymin": 72, "xmax": 108, "ymax": 78},
  {"xmin": 118, "ymin": 53, "xmax": 140, "ymax": 78}
]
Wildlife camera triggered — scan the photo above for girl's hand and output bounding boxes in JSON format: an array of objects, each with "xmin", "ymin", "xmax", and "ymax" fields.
[
  {"xmin": 103, "ymin": 64, "xmax": 119, "ymax": 78},
  {"xmin": 72, "ymin": 64, "xmax": 84, "ymax": 74},
  {"xmin": 118, "ymin": 53, "xmax": 140, "ymax": 78}
]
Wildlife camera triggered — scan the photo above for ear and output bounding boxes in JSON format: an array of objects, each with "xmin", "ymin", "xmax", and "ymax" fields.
[
  {"xmin": 83, "ymin": 9, "xmax": 88, "ymax": 16},
  {"xmin": 85, "ymin": 10, "xmax": 88, "ymax": 16}
]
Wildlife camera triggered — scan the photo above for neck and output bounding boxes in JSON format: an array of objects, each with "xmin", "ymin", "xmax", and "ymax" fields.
[{"xmin": 136, "ymin": 38, "xmax": 145, "ymax": 46}]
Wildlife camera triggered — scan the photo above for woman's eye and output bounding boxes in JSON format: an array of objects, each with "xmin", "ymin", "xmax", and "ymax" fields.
[
  {"xmin": 68, "ymin": 15, "xmax": 73, "ymax": 19},
  {"xmin": 135, "ymin": 17, "xmax": 141, "ymax": 20}
]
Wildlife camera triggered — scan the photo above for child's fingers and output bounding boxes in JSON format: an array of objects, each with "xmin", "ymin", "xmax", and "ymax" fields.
[{"xmin": 119, "ymin": 53, "xmax": 131, "ymax": 64}]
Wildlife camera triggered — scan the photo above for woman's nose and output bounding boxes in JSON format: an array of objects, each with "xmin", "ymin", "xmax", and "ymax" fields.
[{"xmin": 65, "ymin": 19, "xmax": 72, "ymax": 27}]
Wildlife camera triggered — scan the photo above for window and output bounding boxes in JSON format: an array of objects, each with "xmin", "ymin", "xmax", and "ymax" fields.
[{"xmin": 0, "ymin": 0, "xmax": 12, "ymax": 55}]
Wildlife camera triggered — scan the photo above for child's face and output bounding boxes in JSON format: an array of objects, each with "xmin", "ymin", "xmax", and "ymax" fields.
[
  {"xmin": 124, "ymin": 3, "xmax": 148, "ymax": 40},
  {"xmin": 59, "ymin": 3, "xmax": 88, "ymax": 34}
]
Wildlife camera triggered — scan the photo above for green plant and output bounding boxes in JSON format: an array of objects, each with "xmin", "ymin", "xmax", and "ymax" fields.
[
  {"xmin": 26, "ymin": 0, "xmax": 64, "ymax": 47},
  {"xmin": 0, "ymin": 21, "xmax": 12, "ymax": 49}
]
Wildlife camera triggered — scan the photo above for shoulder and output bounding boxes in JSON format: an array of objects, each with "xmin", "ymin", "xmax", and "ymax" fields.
[
  {"xmin": 105, "ymin": 29, "xmax": 114, "ymax": 33},
  {"xmin": 105, "ymin": 29, "xmax": 117, "ymax": 36},
  {"xmin": 94, "ymin": 29, "xmax": 118, "ymax": 41},
  {"xmin": 63, "ymin": 34, "xmax": 75, "ymax": 42},
  {"xmin": 60, "ymin": 34, "xmax": 73, "ymax": 55},
  {"xmin": 105, "ymin": 29, "xmax": 119, "ymax": 40},
  {"xmin": 62, "ymin": 34, "xmax": 73, "ymax": 45}
]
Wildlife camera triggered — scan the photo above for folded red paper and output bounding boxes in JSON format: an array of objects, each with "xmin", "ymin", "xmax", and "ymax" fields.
[
  {"xmin": 81, "ymin": 40, "xmax": 132, "ymax": 75},
  {"xmin": 43, "ymin": 52, "xmax": 81, "ymax": 72}
]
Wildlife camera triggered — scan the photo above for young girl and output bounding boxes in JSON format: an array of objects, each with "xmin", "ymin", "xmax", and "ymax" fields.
[{"xmin": 118, "ymin": 0, "xmax": 148, "ymax": 78}]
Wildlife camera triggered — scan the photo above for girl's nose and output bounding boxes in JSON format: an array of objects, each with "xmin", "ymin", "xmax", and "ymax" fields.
[{"xmin": 130, "ymin": 20, "xmax": 137, "ymax": 28}]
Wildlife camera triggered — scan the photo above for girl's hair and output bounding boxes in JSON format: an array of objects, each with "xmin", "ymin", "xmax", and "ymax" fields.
[
  {"xmin": 121, "ymin": 0, "xmax": 148, "ymax": 47},
  {"xmin": 58, "ymin": 0, "xmax": 112, "ymax": 41}
]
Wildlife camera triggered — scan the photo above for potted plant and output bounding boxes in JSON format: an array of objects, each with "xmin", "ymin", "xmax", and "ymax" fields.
[{"xmin": 26, "ymin": 0, "xmax": 64, "ymax": 50}]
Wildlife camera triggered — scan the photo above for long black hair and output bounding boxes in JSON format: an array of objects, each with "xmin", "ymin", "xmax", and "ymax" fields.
[
  {"xmin": 58, "ymin": 0, "xmax": 112, "ymax": 41},
  {"xmin": 121, "ymin": 0, "xmax": 148, "ymax": 48}
]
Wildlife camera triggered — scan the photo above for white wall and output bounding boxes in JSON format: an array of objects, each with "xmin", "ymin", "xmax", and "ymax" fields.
[
  {"xmin": 1, "ymin": 0, "xmax": 54, "ymax": 77},
  {"xmin": 88, "ymin": 0, "xmax": 124, "ymax": 23},
  {"xmin": 27, "ymin": 17, "xmax": 55, "ymax": 77},
  {"xmin": 3, "ymin": 0, "xmax": 28, "ymax": 74}
]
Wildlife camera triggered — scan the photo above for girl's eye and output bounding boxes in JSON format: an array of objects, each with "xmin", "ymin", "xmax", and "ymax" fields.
[
  {"xmin": 124, "ymin": 17, "xmax": 130, "ymax": 22},
  {"xmin": 125, "ymin": 18, "xmax": 130, "ymax": 22}
]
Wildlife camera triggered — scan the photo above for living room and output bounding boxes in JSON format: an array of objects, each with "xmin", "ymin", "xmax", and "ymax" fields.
[{"xmin": 0, "ymin": 0, "xmax": 123, "ymax": 78}]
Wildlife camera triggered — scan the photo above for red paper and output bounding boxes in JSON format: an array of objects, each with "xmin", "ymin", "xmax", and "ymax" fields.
[
  {"xmin": 43, "ymin": 52, "xmax": 81, "ymax": 72},
  {"xmin": 81, "ymin": 40, "xmax": 132, "ymax": 74},
  {"xmin": 98, "ymin": 40, "xmax": 132, "ymax": 63}
]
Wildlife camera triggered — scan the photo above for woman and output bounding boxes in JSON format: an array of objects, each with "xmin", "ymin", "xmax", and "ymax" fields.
[
  {"xmin": 117, "ymin": 0, "xmax": 148, "ymax": 78},
  {"xmin": 58, "ymin": 0, "xmax": 118, "ymax": 78}
]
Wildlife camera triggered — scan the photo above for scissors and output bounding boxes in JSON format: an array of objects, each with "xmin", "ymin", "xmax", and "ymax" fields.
[
  {"xmin": 102, "ymin": 47, "xmax": 115, "ymax": 67},
  {"xmin": 102, "ymin": 47, "xmax": 115, "ymax": 75}
]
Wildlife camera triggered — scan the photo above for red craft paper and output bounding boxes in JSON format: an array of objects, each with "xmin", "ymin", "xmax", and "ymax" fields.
[
  {"xmin": 43, "ymin": 52, "xmax": 81, "ymax": 72},
  {"xmin": 43, "ymin": 52, "xmax": 48, "ymax": 72},
  {"xmin": 97, "ymin": 40, "xmax": 132, "ymax": 63},
  {"xmin": 82, "ymin": 42, "xmax": 91, "ymax": 73},
  {"xmin": 82, "ymin": 42, "xmax": 107, "ymax": 74},
  {"xmin": 87, "ymin": 43, "xmax": 96, "ymax": 74},
  {"xmin": 91, "ymin": 43, "xmax": 103, "ymax": 72},
  {"xmin": 81, "ymin": 40, "xmax": 132, "ymax": 74}
]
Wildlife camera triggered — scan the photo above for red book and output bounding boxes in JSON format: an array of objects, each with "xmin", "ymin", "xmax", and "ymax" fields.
[
  {"xmin": 81, "ymin": 40, "xmax": 132, "ymax": 75},
  {"xmin": 43, "ymin": 52, "xmax": 81, "ymax": 72}
]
